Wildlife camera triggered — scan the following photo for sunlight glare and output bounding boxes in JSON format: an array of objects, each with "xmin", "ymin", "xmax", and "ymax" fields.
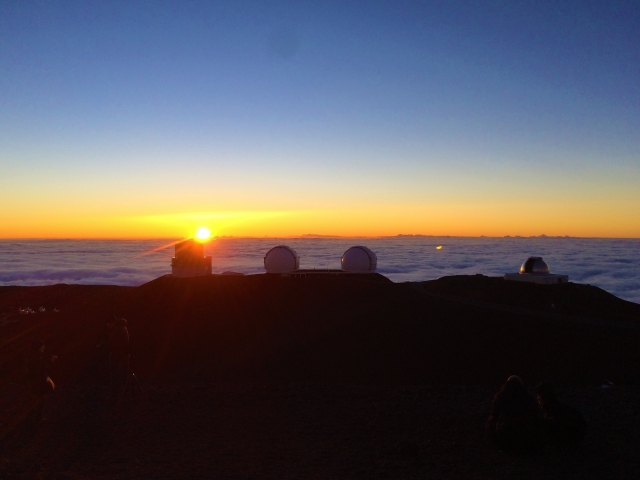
[{"xmin": 195, "ymin": 227, "xmax": 211, "ymax": 242}]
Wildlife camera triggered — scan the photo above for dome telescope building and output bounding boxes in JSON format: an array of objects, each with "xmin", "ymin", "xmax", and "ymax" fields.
[
  {"xmin": 264, "ymin": 245, "xmax": 300, "ymax": 274},
  {"xmin": 504, "ymin": 256, "xmax": 568, "ymax": 284},
  {"xmin": 171, "ymin": 239, "xmax": 212, "ymax": 278},
  {"xmin": 519, "ymin": 256, "xmax": 550, "ymax": 274},
  {"xmin": 341, "ymin": 246, "xmax": 377, "ymax": 273},
  {"xmin": 264, "ymin": 245, "xmax": 380, "ymax": 278}
]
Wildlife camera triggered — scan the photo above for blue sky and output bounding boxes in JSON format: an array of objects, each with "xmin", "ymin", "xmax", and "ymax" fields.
[{"xmin": 1, "ymin": 1, "xmax": 639, "ymax": 237}]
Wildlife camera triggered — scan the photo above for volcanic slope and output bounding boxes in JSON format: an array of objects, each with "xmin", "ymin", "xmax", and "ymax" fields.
[
  {"xmin": 2, "ymin": 275, "xmax": 640, "ymax": 479},
  {"xmin": 1, "ymin": 274, "xmax": 639, "ymax": 387}
]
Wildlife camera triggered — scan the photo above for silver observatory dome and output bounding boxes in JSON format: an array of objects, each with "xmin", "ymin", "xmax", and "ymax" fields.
[
  {"xmin": 519, "ymin": 256, "xmax": 550, "ymax": 274},
  {"xmin": 264, "ymin": 245, "xmax": 300, "ymax": 273},
  {"xmin": 341, "ymin": 246, "xmax": 377, "ymax": 273}
]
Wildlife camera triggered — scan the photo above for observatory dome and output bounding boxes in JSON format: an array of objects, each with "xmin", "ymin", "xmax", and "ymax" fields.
[
  {"xmin": 519, "ymin": 256, "xmax": 550, "ymax": 274},
  {"xmin": 341, "ymin": 246, "xmax": 377, "ymax": 273},
  {"xmin": 264, "ymin": 245, "xmax": 300, "ymax": 273}
]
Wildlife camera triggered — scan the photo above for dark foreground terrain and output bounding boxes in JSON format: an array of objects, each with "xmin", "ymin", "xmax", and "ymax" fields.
[{"xmin": 1, "ymin": 274, "xmax": 639, "ymax": 478}]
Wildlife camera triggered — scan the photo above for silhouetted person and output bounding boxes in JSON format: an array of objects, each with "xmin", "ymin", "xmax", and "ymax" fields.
[
  {"xmin": 24, "ymin": 340, "xmax": 57, "ymax": 422},
  {"xmin": 97, "ymin": 316, "xmax": 117, "ymax": 378},
  {"xmin": 535, "ymin": 382, "xmax": 586, "ymax": 446},
  {"xmin": 103, "ymin": 315, "xmax": 130, "ymax": 393},
  {"xmin": 486, "ymin": 375, "xmax": 540, "ymax": 454}
]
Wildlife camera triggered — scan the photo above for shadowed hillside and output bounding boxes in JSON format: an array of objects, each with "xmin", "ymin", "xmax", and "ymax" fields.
[
  {"xmin": 2, "ymin": 274, "xmax": 639, "ymax": 387},
  {"xmin": 2, "ymin": 275, "xmax": 640, "ymax": 479}
]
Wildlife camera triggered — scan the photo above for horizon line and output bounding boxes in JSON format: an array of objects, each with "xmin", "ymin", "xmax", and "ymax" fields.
[{"xmin": 2, "ymin": 234, "xmax": 640, "ymax": 241}]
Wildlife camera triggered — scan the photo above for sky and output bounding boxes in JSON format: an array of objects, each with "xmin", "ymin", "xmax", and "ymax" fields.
[{"xmin": 1, "ymin": 0, "xmax": 639, "ymax": 239}]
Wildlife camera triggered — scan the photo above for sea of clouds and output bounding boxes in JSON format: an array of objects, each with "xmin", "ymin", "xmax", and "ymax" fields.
[{"xmin": 1, "ymin": 237, "xmax": 639, "ymax": 304}]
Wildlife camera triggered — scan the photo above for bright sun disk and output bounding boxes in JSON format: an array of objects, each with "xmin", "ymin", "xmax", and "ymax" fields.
[{"xmin": 195, "ymin": 227, "xmax": 211, "ymax": 241}]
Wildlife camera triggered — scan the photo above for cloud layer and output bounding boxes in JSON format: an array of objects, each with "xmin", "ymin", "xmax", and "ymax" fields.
[{"xmin": 1, "ymin": 238, "xmax": 639, "ymax": 304}]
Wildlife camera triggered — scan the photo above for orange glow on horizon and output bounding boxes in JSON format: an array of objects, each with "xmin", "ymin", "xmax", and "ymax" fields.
[{"xmin": 1, "ymin": 200, "xmax": 639, "ymax": 239}]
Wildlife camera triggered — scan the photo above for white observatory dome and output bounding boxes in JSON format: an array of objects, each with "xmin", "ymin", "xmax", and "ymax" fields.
[
  {"xmin": 341, "ymin": 246, "xmax": 377, "ymax": 273},
  {"xmin": 264, "ymin": 245, "xmax": 300, "ymax": 273},
  {"xmin": 519, "ymin": 256, "xmax": 550, "ymax": 274}
]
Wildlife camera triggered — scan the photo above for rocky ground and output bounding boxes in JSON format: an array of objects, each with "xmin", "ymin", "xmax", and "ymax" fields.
[
  {"xmin": 1, "ymin": 274, "xmax": 639, "ymax": 478},
  {"xmin": 2, "ymin": 384, "xmax": 639, "ymax": 479}
]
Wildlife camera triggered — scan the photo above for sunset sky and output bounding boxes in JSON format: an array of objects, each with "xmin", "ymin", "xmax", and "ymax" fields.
[{"xmin": 1, "ymin": 1, "xmax": 639, "ymax": 239}]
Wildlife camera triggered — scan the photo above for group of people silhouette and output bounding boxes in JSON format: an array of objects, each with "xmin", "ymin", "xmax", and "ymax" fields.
[
  {"xmin": 25, "ymin": 314, "xmax": 131, "ymax": 422},
  {"xmin": 486, "ymin": 375, "xmax": 587, "ymax": 454},
  {"xmin": 26, "ymin": 326, "xmax": 586, "ymax": 456}
]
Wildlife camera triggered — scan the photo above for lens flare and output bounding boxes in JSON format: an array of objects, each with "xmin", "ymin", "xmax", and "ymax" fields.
[
  {"xmin": 195, "ymin": 227, "xmax": 211, "ymax": 241},
  {"xmin": 436, "ymin": 245, "xmax": 443, "ymax": 250}
]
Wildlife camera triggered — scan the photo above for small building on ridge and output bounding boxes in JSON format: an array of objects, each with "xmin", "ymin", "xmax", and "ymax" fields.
[
  {"xmin": 504, "ymin": 256, "xmax": 568, "ymax": 284},
  {"xmin": 264, "ymin": 245, "xmax": 300, "ymax": 274},
  {"xmin": 341, "ymin": 246, "xmax": 377, "ymax": 273},
  {"xmin": 171, "ymin": 239, "xmax": 212, "ymax": 278}
]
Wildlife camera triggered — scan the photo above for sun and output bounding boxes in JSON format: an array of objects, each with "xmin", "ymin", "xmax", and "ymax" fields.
[{"xmin": 195, "ymin": 227, "xmax": 211, "ymax": 242}]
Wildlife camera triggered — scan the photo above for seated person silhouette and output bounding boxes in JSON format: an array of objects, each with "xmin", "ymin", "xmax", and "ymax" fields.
[
  {"xmin": 535, "ymin": 382, "xmax": 586, "ymax": 446},
  {"xmin": 486, "ymin": 375, "xmax": 540, "ymax": 454},
  {"xmin": 25, "ymin": 340, "xmax": 57, "ymax": 422}
]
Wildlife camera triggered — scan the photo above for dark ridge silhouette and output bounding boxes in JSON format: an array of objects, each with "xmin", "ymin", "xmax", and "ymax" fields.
[
  {"xmin": 1, "ymin": 274, "xmax": 639, "ymax": 387},
  {"xmin": 2, "ymin": 274, "xmax": 639, "ymax": 478}
]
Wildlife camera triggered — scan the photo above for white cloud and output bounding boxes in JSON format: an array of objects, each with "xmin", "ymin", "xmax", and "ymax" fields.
[{"xmin": 1, "ymin": 238, "xmax": 639, "ymax": 304}]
